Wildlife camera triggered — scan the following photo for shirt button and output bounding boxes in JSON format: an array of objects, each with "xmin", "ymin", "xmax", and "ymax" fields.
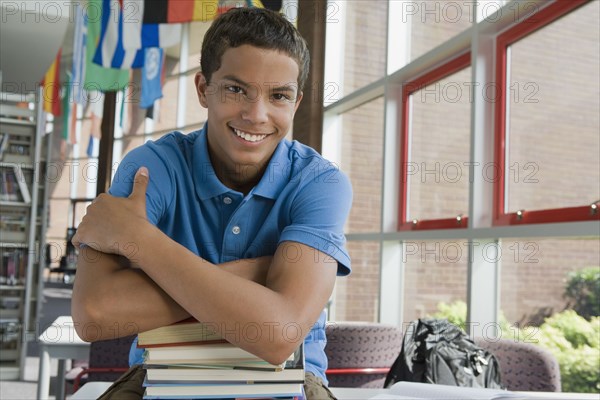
[
  {"xmin": 223, "ymin": 197, "xmax": 232, "ymax": 205},
  {"xmin": 232, "ymin": 226, "xmax": 241, "ymax": 235}
]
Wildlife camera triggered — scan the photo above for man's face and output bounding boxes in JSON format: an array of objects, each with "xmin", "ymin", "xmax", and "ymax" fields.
[{"xmin": 195, "ymin": 44, "xmax": 303, "ymax": 179}]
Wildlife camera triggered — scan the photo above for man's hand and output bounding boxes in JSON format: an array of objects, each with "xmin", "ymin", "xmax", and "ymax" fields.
[{"xmin": 72, "ymin": 167, "xmax": 151, "ymax": 260}]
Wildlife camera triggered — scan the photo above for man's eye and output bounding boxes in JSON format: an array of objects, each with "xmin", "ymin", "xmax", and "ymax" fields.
[
  {"xmin": 225, "ymin": 85, "xmax": 243, "ymax": 94},
  {"xmin": 272, "ymin": 93, "xmax": 290, "ymax": 101}
]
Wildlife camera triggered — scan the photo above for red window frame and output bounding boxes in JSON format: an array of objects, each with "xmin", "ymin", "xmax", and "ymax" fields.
[
  {"xmin": 398, "ymin": 52, "xmax": 471, "ymax": 231},
  {"xmin": 494, "ymin": 0, "xmax": 598, "ymax": 225}
]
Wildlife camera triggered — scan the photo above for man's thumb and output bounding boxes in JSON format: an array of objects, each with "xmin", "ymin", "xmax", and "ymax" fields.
[{"xmin": 130, "ymin": 167, "xmax": 149, "ymax": 202}]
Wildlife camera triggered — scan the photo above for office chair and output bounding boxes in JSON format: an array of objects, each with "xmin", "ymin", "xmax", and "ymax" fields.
[
  {"xmin": 67, "ymin": 335, "xmax": 135, "ymax": 393},
  {"xmin": 474, "ymin": 337, "xmax": 561, "ymax": 392},
  {"xmin": 325, "ymin": 321, "xmax": 403, "ymax": 388}
]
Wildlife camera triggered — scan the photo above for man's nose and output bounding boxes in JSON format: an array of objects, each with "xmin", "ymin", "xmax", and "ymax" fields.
[{"xmin": 241, "ymin": 95, "xmax": 269, "ymax": 124}]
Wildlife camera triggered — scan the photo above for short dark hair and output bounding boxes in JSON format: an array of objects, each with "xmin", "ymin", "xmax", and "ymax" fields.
[{"xmin": 200, "ymin": 7, "xmax": 310, "ymax": 92}]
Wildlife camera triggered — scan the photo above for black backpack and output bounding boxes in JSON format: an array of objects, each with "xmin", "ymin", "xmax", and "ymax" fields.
[{"xmin": 384, "ymin": 319, "xmax": 503, "ymax": 389}]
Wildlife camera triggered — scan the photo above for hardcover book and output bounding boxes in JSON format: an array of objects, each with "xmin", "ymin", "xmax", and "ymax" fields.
[{"xmin": 137, "ymin": 318, "xmax": 223, "ymax": 347}]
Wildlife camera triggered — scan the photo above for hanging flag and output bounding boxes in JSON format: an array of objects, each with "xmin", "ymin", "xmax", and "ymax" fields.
[
  {"xmin": 84, "ymin": 0, "xmax": 130, "ymax": 91},
  {"xmin": 86, "ymin": 91, "xmax": 104, "ymax": 157},
  {"xmin": 71, "ymin": 1, "xmax": 87, "ymax": 104},
  {"xmin": 93, "ymin": 0, "xmax": 145, "ymax": 69},
  {"xmin": 139, "ymin": 23, "xmax": 182, "ymax": 50},
  {"xmin": 253, "ymin": 0, "xmax": 283, "ymax": 11},
  {"xmin": 41, "ymin": 49, "xmax": 62, "ymax": 116},
  {"xmin": 62, "ymin": 73, "xmax": 72, "ymax": 142},
  {"xmin": 93, "ymin": 0, "xmax": 181, "ymax": 69},
  {"xmin": 140, "ymin": 48, "xmax": 164, "ymax": 109},
  {"xmin": 143, "ymin": 0, "xmax": 219, "ymax": 23}
]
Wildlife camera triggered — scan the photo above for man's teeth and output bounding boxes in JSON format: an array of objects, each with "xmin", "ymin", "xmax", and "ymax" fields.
[{"xmin": 233, "ymin": 128, "xmax": 267, "ymax": 142}]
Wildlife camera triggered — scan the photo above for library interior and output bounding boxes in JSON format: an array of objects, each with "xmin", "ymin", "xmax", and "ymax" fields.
[{"xmin": 0, "ymin": 0, "xmax": 598, "ymax": 399}]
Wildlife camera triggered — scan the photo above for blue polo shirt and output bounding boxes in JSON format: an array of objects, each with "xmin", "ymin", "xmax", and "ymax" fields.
[{"xmin": 108, "ymin": 124, "xmax": 352, "ymax": 381}]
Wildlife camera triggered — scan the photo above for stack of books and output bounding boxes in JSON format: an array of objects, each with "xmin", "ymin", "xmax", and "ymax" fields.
[{"xmin": 139, "ymin": 318, "xmax": 305, "ymax": 399}]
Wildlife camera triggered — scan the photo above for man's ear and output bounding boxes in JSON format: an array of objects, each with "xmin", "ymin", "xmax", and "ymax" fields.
[
  {"xmin": 293, "ymin": 91, "xmax": 303, "ymax": 113},
  {"xmin": 195, "ymin": 72, "xmax": 209, "ymax": 108}
]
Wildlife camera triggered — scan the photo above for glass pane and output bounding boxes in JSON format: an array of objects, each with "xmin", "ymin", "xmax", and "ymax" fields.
[
  {"xmin": 408, "ymin": 67, "xmax": 471, "ymax": 221},
  {"xmin": 153, "ymin": 59, "xmax": 181, "ymax": 133},
  {"xmin": 331, "ymin": 241, "xmax": 380, "ymax": 322},
  {"xmin": 340, "ymin": 0, "xmax": 387, "ymax": 96},
  {"xmin": 73, "ymin": 104, "xmax": 101, "ymax": 160},
  {"xmin": 402, "ymin": 239, "xmax": 468, "ymax": 325},
  {"xmin": 185, "ymin": 72, "xmax": 208, "ymax": 128},
  {"xmin": 500, "ymin": 237, "xmax": 600, "ymax": 326},
  {"xmin": 124, "ymin": 69, "xmax": 147, "ymax": 137},
  {"xmin": 46, "ymin": 198, "xmax": 71, "ymax": 266},
  {"xmin": 506, "ymin": 0, "xmax": 600, "ymax": 212},
  {"xmin": 187, "ymin": 21, "xmax": 211, "ymax": 71},
  {"xmin": 339, "ymin": 98, "xmax": 384, "ymax": 233},
  {"xmin": 408, "ymin": 1, "xmax": 472, "ymax": 62},
  {"xmin": 116, "ymin": 135, "xmax": 145, "ymax": 163},
  {"xmin": 76, "ymin": 159, "xmax": 97, "ymax": 198}
]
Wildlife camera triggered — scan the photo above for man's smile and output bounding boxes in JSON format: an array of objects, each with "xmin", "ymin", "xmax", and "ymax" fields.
[{"xmin": 230, "ymin": 126, "xmax": 271, "ymax": 143}]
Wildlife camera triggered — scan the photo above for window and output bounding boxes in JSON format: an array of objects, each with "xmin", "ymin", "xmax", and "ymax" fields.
[
  {"xmin": 339, "ymin": 98, "xmax": 385, "ymax": 234},
  {"xmin": 494, "ymin": 0, "xmax": 599, "ymax": 225},
  {"xmin": 332, "ymin": 241, "xmax": 381, "ymax": 322},
  {"xmin": 335, "ymin": 1, "xmax": 388, "ymax": 97},
  {"xmin": 399, "ymin": 53, "xmax": 471, "ymax": 230},
  {"xmin": 406, "ymin": 1, "xmax": 472, "ymax": 64},
  {"xmin": 324, "ymin": 2, "xmax": 599, "ymax": 365},
  {"xmin": 499, "ymin": 237, "xmax": 600, "ymax": 326},
  {"xmin": 402, "ymin": 239, "xmax": 468, "ymax": 325}
]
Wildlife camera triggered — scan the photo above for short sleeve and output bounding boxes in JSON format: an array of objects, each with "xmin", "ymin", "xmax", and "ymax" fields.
[
  {"xmin": 279, "ymin": 161, "xmax": 353, "ymax": 276},
  {"xmin": 108, "ymin": 145, "xmax": 174, "ymax": 226}
]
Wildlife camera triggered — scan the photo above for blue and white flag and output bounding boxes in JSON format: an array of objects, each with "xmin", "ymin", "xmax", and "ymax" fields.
[
  {"xmin": 71, "ymin": 2, "xmax": 87, "ymax": 104},
  {"xmin": 93, "ymin": 0, "xmax": 181, "ymax": 69},
  {"xmin": 140, "ymin": 48, "xmax": 164, "ymax": 108},
  {"xmin": 93, "ymin": 0, "xmax": 144, "ymax": 69}
]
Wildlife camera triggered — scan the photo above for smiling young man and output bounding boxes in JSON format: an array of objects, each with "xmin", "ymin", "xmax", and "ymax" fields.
[{"xmin": 71, "ymin": 7, "xmax": 352, "ymax": 400}]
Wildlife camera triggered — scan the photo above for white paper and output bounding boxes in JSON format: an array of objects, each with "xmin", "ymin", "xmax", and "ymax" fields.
[{"xmin": 369, "ymin": 382, "xmax": 530, "ymax": 400}]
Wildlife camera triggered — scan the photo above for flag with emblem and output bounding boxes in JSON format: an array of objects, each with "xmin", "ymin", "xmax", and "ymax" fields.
[{"xmin": 140, "ymin": 48, "xmax": 164, "ymax": 108}]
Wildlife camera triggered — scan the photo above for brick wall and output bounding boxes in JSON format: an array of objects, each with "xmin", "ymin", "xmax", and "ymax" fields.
[{"xmin": 331, "ymin": 2, "xmax": 388, "ymax": 321}]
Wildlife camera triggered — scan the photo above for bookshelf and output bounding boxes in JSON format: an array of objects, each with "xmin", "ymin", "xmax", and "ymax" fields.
[{"xmin": 0, "ymin": 92, "xmax": 50, "ymax": 380}]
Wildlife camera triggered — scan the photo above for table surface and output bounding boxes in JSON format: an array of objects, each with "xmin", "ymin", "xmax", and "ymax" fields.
[
  {"xmin": 38, "ymin": 315, "xmax": 88, "ymax": 346},
  {"xmin": 37, "ymin": 316, "xmax": 90, "ymax": 400},
  {"xmin": 70, "ymin": 382, "xmax": 599, "ymax": 400}
]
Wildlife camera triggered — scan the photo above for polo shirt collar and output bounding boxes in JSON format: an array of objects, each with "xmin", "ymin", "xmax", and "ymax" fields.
[
  {"xmin": 192, "ymin": 124, "xmax": 232, "ymax": 201},
  {"xmin": 192, "ymin": 123, "xmax": 291, "ymax": 201},
  {"xmin": 251, "ymin": 139, "xmax": 290, "ymax": 200}
]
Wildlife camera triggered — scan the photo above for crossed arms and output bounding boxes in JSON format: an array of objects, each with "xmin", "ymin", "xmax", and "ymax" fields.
[{"xmin": 71, "ymin": 168, "xmax": 338, "ymax": 365}]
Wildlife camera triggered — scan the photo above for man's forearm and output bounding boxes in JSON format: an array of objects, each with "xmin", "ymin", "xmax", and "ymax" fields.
[
  {"xmin": 72, "ymin": 247, "xmax": 189, "ymax": 341},
  {"xmin": 132, "ymin": 227, "xmax": 336, "ymax": 365},
  {"xmin": 219, "ymin": 256, "xmax": 272, "ymax": 285},
  {"xmin": 71, "ymin": 248, "xmax": 272, "ymax": 341}
]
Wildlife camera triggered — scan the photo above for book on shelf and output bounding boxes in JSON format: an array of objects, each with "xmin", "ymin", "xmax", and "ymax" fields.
[
  {"xmin": 137, "ymin": 317, "xmax": 224, "ymax": 347},
  {"xmin": 0, "ymin": 131, "xmax": 32, "ymax": 163},
  {"xmin": 0, "ymin": 165, "xmax": 30, "ymax": 204},
  {"xmin": 0, "ymin": 249, "xmax": 28, "ymax": 286},
  {"xmin": 0, "ymin": 133, "xmax": 8, "ymax": 160}
]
